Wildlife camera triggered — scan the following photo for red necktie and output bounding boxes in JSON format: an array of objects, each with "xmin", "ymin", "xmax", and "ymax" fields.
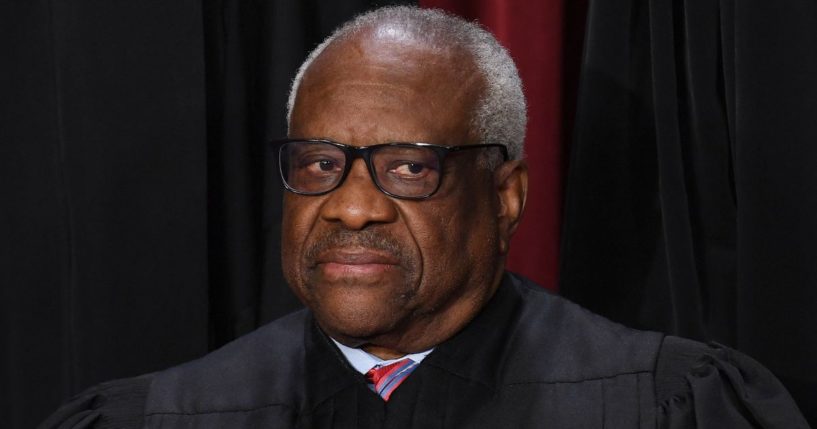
[{"xmin": 365, "ymin": 358, "xmax": 419, "ymax": 401}]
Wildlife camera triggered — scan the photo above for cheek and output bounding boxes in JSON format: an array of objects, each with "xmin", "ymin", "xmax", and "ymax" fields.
[
  {"xmin": 410, "ymin": 190, "xmax": 498, "ymax": 285},
  {"xmin": 281, "ymin": 196, "xmax": 323, "ymax": 286}
]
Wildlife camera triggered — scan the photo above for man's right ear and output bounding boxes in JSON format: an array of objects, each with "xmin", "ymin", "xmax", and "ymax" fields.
[{"xmin": 494, "ymin": 159, "xmax": 528, "ymax": 255}]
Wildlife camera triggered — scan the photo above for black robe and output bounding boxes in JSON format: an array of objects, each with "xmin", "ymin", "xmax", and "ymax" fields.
[{"xmin": 40, "ymin": 273, "xmax": 809, "ymax": 428}]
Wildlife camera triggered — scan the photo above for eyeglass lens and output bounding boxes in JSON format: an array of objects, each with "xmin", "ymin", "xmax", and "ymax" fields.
[{"xmin": 279, "ymin": 141, "xmax": 442, "ymax": 198}]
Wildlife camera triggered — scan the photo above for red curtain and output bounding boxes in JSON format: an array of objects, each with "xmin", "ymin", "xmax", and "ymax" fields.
[{"xmin": 419, "ymin": 0, "xmax": 585, "ymax": 290}]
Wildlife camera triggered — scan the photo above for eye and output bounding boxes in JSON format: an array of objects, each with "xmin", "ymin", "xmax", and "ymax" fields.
[
  {"xmin": 389, "ymin": 162, "xmax": 430, "ymax": 178},
  {"xmin": 316, "ymin": 160, "xmax": 337, "ymax": 171},
  {"xmin": 304, "ymin": 158, "xmax": 342, "ymax": 174}
]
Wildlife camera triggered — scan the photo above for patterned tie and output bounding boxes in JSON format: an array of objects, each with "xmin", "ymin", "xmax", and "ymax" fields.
[{"xmin": 365, "ymin": 358, "xmax": 419, "ymax": 401}]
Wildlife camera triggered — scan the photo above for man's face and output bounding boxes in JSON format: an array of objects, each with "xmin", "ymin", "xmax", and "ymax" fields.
[{"xmin": 283, "ymin": 33, "xmax": 515, "ymax": 355}]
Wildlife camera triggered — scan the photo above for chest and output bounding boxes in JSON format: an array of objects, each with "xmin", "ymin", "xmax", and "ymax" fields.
[{"xmin": 295, "ymin": 367, "xmax": 658, "ymax": 429}]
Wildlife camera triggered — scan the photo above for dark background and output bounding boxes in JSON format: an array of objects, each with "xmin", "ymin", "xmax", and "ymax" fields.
[{"xmin": 2, "ymin": 0, "xmax": 815, "ymax": 427}]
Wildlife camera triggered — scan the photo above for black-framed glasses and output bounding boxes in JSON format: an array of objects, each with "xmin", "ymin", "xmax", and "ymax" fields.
[{"xmin": 271, "ymin": 139, "xmax": 508, "ymax": 200}]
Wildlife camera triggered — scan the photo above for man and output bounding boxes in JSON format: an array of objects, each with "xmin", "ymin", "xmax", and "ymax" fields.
[{"xmin": 42, "ymin": 6, "xmax": 808, "ymax": 428}]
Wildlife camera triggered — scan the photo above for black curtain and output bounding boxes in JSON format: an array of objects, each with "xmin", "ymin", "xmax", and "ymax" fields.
[
  {"xmin": 1, "ymin": 1, "xmax": 411, "ymax": 427},
  {"xmin": 561, "ymin": 0, "xmax": 817, "ymax": 424}
]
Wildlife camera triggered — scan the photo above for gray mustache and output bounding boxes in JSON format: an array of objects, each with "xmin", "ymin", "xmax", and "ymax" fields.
[{"xmin": 304, "ymin": 228, "xmax": 410, "ymax": 266}]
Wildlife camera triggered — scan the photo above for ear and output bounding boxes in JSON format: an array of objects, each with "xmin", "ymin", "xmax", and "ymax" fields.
[{"xmin": 494, "ymin": 160, "xmax": 528, "ymax": 255}]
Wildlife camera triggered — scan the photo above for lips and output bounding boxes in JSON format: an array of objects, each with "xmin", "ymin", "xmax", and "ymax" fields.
[
  {"xmin": 315, "ymin": 248, "xmax": 399, "ymax": 265},
  {"xmin": 312, "ymin": 248, "xmax": 401, "ymax": 279}
]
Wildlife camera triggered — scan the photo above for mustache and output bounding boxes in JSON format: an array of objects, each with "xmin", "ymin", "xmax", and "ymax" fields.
[{"xmin": 305, "ymin": 227, "xmax": 409, "ymax": 266}]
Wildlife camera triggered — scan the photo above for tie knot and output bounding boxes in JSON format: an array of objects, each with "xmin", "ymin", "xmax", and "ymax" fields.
[{"xmin": 365, "ymin": 358, "xmax": 418, "ymax": 401}]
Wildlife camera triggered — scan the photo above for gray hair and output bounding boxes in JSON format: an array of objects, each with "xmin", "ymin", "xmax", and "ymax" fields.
[{"xmin": 286, "ymin": 6, "xmax": 527, "ymax": 161}]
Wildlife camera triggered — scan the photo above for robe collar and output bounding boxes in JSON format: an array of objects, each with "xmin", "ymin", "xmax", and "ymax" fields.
[{"xmin": 301, "ymin": 273, "xmax": 524, "ymax": 411}]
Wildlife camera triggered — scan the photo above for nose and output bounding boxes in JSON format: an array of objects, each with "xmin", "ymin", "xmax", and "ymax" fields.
[{"xmin": 319, "ymin": 159, "xmax": 399, "ymax": 230}]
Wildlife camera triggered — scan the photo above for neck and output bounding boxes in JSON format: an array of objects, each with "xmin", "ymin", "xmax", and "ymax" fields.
[
  {"xmin": 362, "ymin": 345, "xmax": 407, "ymax": 360},
  {"xmin": 328, "ymin": 269, "xmax": 506, "ymax": 360}
]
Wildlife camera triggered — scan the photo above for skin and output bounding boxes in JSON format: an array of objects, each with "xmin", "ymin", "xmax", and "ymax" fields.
[{"xmin": 284, "ymin": 28, "xmax": 528, "ymax": 359}]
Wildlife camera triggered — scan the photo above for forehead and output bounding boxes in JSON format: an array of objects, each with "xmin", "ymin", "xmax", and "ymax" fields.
[{"xmin": 290, "ymin": 32, "xmax": 484, "ymax": 146}]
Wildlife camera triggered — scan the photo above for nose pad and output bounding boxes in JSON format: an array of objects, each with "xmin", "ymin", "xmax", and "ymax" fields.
[{"xmin": 319, "ymin": 159, "xmax": 398, "ymax": 229}]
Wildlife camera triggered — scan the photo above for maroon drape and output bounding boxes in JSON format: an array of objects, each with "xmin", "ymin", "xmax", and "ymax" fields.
[{"xmin": 419, "ymin": 0, "xmax": 584, "ymax": 290}]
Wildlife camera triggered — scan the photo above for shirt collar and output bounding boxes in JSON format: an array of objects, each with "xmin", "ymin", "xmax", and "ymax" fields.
[{"xmin": 330, "ymin": 338, "xmax": 433, "ymax": 375}]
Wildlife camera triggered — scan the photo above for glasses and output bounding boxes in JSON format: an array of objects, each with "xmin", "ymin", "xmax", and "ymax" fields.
[{"xmin": 272, "ymin": 139, "xmax": 508, "ymax": 200}]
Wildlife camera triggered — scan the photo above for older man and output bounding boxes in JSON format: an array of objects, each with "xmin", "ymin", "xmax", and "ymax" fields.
[{"xmin": 42, "ymin": 6, "xmax": 808, "ymax": 429}]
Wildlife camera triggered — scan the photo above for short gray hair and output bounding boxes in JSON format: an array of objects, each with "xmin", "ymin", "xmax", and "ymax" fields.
[{"xmin": 286, "ymin": 6, "xmax": 527, "ymax": 161}]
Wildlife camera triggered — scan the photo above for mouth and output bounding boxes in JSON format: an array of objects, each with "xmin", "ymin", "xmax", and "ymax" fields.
[{"xmin": 313, "ymin": 248, "xmax": 401, "ymax": 278}]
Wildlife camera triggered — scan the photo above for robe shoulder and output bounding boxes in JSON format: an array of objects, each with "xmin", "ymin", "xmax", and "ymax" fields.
[
  {"xmin": 506, "ymin": 274, "xmax": 809, "ymax": 428},
  {"xmin": 655, "ymin": 336, "xmax": 811, "ymax": 428},
  {"xmin": 146, "ymin": 309, "xmax": 309, "ymax": 416},
  {"xmin": 38, "ymin": 309, "xmax": 310, "ymax": 428},
  {"xmin": 504, "ymin": 272, "xmax": 666, "ymax": 383},
  {"xmin": 37, "ymin": 374, "xmax": 152, "ymax": 429}
]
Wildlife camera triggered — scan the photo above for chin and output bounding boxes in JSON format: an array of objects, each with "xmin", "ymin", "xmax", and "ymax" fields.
[
  {"xmin": 317, "ymin": 304, "xmax": 404, "ymax": 342},
  {"xmin": 303, "ymin": 278, "xmax": 415, "ymax": 337}
]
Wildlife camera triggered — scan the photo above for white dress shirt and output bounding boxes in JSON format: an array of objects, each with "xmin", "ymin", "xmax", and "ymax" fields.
[{"xmin": 330, "ymin": 338, "xmax": 433, "ymax": 375}]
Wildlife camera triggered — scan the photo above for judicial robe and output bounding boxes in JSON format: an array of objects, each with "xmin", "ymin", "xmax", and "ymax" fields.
[{"xmin": 40, "ymin": 273, "xmax": 809, "ymax": 428}]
